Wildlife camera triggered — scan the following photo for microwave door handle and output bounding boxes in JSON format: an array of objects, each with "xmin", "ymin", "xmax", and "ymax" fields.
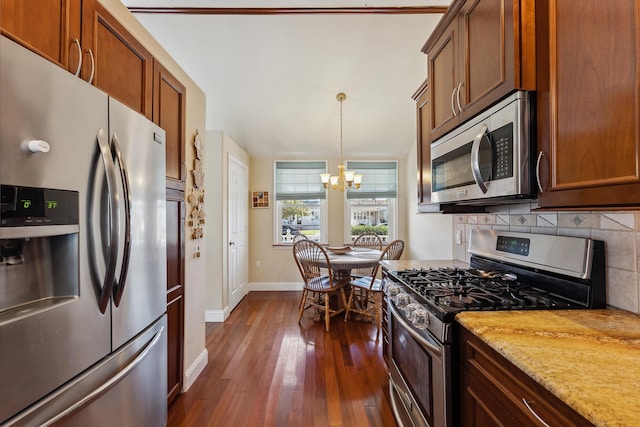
[
  {"xmin": 471, "ymin": 123, "xmax": 489, "ymax": 194},
  {"xmin": 95, "ymin": 128, "xmax": 120, "ymax": 314},
  {"xmin": 110, "ymin": 133, "xmax": 131, "ymax": 307}
]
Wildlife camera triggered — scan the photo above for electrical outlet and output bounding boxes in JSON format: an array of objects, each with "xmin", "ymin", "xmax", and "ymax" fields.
[
  {"xmin": 256, "ymin": 261, "xmax": 261, "ymax": 269},
  {"xmin": 455, "ymin": 230, "xmax": 462, "ymax": 245}
]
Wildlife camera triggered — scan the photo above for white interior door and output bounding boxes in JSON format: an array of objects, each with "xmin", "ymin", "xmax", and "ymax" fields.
[{"xmin": 227, "ymin": 155, "xmax": 248, "ymax": 311}]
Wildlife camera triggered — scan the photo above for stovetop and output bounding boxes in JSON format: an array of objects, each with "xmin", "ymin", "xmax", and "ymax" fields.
[{"xmin": 388, "ymin": 267, "xmax": 576, "ymax": 321}]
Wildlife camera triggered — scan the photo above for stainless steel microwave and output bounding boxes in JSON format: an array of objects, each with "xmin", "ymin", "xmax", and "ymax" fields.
[{"xmin": 430, "ymin": 91, "xmax": 535, "ymax": 204}]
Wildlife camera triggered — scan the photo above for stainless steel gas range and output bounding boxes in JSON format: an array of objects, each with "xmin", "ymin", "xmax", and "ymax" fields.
[{"xmin": 383, "ymin": 229, "xmax": 606, "ymax": 427}]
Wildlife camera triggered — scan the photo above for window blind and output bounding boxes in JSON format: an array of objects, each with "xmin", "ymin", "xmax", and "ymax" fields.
[
  {"xmin": 346, "ymin": 161, "xmax": 397, "ymax": 199},
  {"xmin": 275, "ymin": 161, "xmax": 327, "ymax": 200}
]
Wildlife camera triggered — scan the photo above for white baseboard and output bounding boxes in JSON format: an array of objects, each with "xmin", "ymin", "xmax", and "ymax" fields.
[
  {"xmin": 205, "ymin": 306, "xmax": 230, "ymax": 322},
  {"xmin": 182, "ymin": 348, "xmax": 208, "ymax": 393},
  {"xmin": 249, "ymin": 282, "xmax": 303, "ymax": 291}
]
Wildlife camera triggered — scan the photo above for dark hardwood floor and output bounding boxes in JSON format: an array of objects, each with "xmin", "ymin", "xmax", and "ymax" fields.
[{"xmin": 167, "ymin": 291, "xmax": 397, "ymax": 427}]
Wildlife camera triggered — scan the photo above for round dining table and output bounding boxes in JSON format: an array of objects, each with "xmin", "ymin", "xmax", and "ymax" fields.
[{"xmin": 318, "ymin": 247, "xmax": 382, "ymax": 281}]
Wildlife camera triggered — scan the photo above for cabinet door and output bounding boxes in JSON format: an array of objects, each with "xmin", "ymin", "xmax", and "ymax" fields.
[
  {"xmin": 460, "ymin": 371, "xmax": 519, "ymax": 427},
  {"xmin": 428, "ymin": 18, "xmax": 459, "ymax": 141},
  {"xmin": 90, "ymin": 3, "xmax": 153, "ymax": 119},
  {"xmin": 414, "ymin": 80, "xmax": 432, "ymax": 208},
  {"xmin": 459, "ymin": 327, "xmax": 593, "ymax": 427},
  {"xmin": 153, "ymin": 60, "xmax": 187, "ymax": 190},
  {"xmin": 0, "ymin": 0, "xmax": 84, "ymax": 75},
  {"xmin": 459, "ymin": 0, "xmax": 515, "ymax": 120},
  {"xmin": 536, "ymin": 0, "xmax": 640, "ymax": 208},
  {"xmin": 166, "ymin": 189, "xmax": 185, "ymax": 405}
]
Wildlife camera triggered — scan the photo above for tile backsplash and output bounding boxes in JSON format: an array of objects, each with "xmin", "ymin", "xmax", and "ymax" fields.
[{"xmin": 453, "ymin": 202, "xmax": 640, "ymax": 314}]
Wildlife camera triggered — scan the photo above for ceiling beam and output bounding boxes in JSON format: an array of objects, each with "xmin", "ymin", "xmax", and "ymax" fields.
[{"xmin": 126, "ymin": 6, "xmax": 449, "ymax": 15}]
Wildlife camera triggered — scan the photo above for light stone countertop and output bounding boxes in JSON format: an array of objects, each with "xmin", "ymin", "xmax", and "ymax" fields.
[{"xmin": 455, "ymin": 309, "xmax": 640, "ymax": 427}]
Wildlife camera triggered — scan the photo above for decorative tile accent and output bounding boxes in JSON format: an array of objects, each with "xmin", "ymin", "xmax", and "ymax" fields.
[
  {"xmin": 467, "ymin": 215, "xmax": 478, "ymax": 225},
  {"xmin": 600, "ymin": 213, "xmax": 635, "ymax": 231},
  {"xmin": 558, "ymin": 213, "xmax": 598, "ymax": 229},
  {"xmin": 496, "ymin": 215, "xmax": 510, "ymax": 226},
  {"xmin": 536, "ymin": 213, "xmax": 558, "ymax": 228},
  {"xmin": 456, "ymin": 215, "xmax": 467, "ymax": 224},
  {"xmin": 510, "ymin": 214, "xmax": 536, "ymax": 227},
  {"xmin": 479, "ymin": 214, "xmax": 496, "ymax": 225}
]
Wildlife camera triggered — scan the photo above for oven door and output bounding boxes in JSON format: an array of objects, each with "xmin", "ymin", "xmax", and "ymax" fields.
[{"xmin": 388, "ymin": 301, "xmax": 452, "ymax": 427}]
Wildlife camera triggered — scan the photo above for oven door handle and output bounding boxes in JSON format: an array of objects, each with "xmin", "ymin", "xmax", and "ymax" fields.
[
  {"xmin": 389, "ymin": 302, "xmax": 443, "ymax": 357},
  {"xmin": 471, "ymin": 123, "xmax": 490, "ymax": 194}
]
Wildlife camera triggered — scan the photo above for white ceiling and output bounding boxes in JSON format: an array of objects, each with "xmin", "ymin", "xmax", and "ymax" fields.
[{"xmin": 123, "ymin": 1, "xmax": 449, "ymax": 158}]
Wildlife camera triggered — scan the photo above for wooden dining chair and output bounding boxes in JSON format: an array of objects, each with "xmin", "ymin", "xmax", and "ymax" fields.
[
  {"xmin": 293, "ymin": 239, "xmax": 348, "ymax": 332},
  {"xmin": 344, "ymin": 239, "xmax": 405, "ymax": 329},
  {"xmin": 292, "ymin": 233, "xmax": 309, "ymax": 244},
  {"xmin": 350, "ymin": 234, "xmax": 383, "ymax": 279},
  {"xmin": 353, "ymin": 234, "xmax": 383, "ymax": 250},
  {"xmin": 383, "ymin": 239, "xmax": 404, "ymax": 260}
]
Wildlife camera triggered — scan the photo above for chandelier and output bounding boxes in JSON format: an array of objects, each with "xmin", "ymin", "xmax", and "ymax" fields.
[{"xmin": 320, "ymin": 92, "xmax": 363, "ymax": 192}]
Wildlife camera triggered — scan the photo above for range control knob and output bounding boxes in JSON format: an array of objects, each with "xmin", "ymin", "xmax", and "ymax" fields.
[{"xmin": 412, "ymin": 308, "xmax": 430, "ymax": 330}]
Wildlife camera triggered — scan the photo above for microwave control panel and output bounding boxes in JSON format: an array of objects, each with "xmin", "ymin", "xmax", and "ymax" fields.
[
  {"xmin": 0, "ymin": 185, "xmax": 78, "ymax": 226},
  {"xmin": 492, "ymin": 123, "xmax": 513, "ymax": 180}
]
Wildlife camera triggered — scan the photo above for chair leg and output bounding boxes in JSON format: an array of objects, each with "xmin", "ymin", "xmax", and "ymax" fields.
[
  {"xmin": 324, "ymin": 292, "xmax": 331, "ymax": 332},
  {"xmin": 344, "ymin": 288, "xmax": 354, "ymax": 322},
  {"xmin": 298, "ymin": 289, "xmax": 307, "ymax": 324}
]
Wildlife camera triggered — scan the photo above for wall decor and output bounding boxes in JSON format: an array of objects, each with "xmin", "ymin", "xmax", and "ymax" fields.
[
  {"xmin": 189, "ymin": 130, "xmax": 205, "ymax": 258},
  {"xmin": 252, "ymin": 191, "xmax": 269, "ymax": 208}
]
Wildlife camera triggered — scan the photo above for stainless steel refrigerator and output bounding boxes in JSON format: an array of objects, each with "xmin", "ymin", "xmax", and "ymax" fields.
[{"xmin": 0, "ymin": 36, "xmax": 167, "ymax": 426}]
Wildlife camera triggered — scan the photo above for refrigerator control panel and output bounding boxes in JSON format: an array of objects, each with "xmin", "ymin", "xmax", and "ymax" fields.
[{"xmin": 0, "ymin": 185, "xmax": 78, "ymax": 226}]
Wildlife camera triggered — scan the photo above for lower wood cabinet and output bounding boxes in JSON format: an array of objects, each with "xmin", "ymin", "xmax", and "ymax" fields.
[
  {"xmin": 166, "ymin": 189, "xmax": 186, "ymax": 405},
  {"xmin": 458, "ymin": 326, "xmax": 593, "ymax": 427}
]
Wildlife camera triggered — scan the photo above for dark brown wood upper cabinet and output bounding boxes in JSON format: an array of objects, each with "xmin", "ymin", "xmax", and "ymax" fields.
[
  {"xmin": 535, "ymin": 0, "xmax": 640, "ymax": 209},
  {"xmin": 1, "ymin": 0, "xmax": 153, "ymax": 120},
  {"xmin": 423, "ymin": 0, "xmax": 536, "ymax": 142},
  {"xmin": 91, "ymin": 3, "xmax": 153, "ymax": 119},
  {"xmin": 0, "ymin": 0, "xmax": 93, "ymax": 77},
  {"xmin": 153, "ymin": 60, "xmax": 186, "ymax": 189}
]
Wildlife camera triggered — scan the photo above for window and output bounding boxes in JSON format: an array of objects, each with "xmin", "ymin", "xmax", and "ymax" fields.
[
  {"xmin": 274, "ymin": 161, "xmax": 327, "ymax": 244},
  {"xmin": 345, "ymin": 161, "xmax": 397, "ymax": 244}
]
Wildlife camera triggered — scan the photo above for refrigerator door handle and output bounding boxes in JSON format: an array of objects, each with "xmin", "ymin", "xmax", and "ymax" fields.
[
  {"xmin": 110, "ymin": 132, "xmax": 132, "ymax": 307},
  {"xmin": 95, "ymin": 128, "xmax": 120, "ymax": 313},
  {"xmin": 36, "ymin": 325, "xmax": 165, "ymax": 427}
]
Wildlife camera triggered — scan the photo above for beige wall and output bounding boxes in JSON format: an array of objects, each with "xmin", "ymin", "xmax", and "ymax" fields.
[
  {"xmin": 404, "ymin": 140, "xmax": 454, "ymax": 260},
  {"xmin": 100, "ymin": 0, "xmax": 207, "ymax": 391}
]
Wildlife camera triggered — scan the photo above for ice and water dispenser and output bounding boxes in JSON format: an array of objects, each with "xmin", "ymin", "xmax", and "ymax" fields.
[{"xmin": 0, "ymin": 185, "xmax": 79, "ymax": 318}]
